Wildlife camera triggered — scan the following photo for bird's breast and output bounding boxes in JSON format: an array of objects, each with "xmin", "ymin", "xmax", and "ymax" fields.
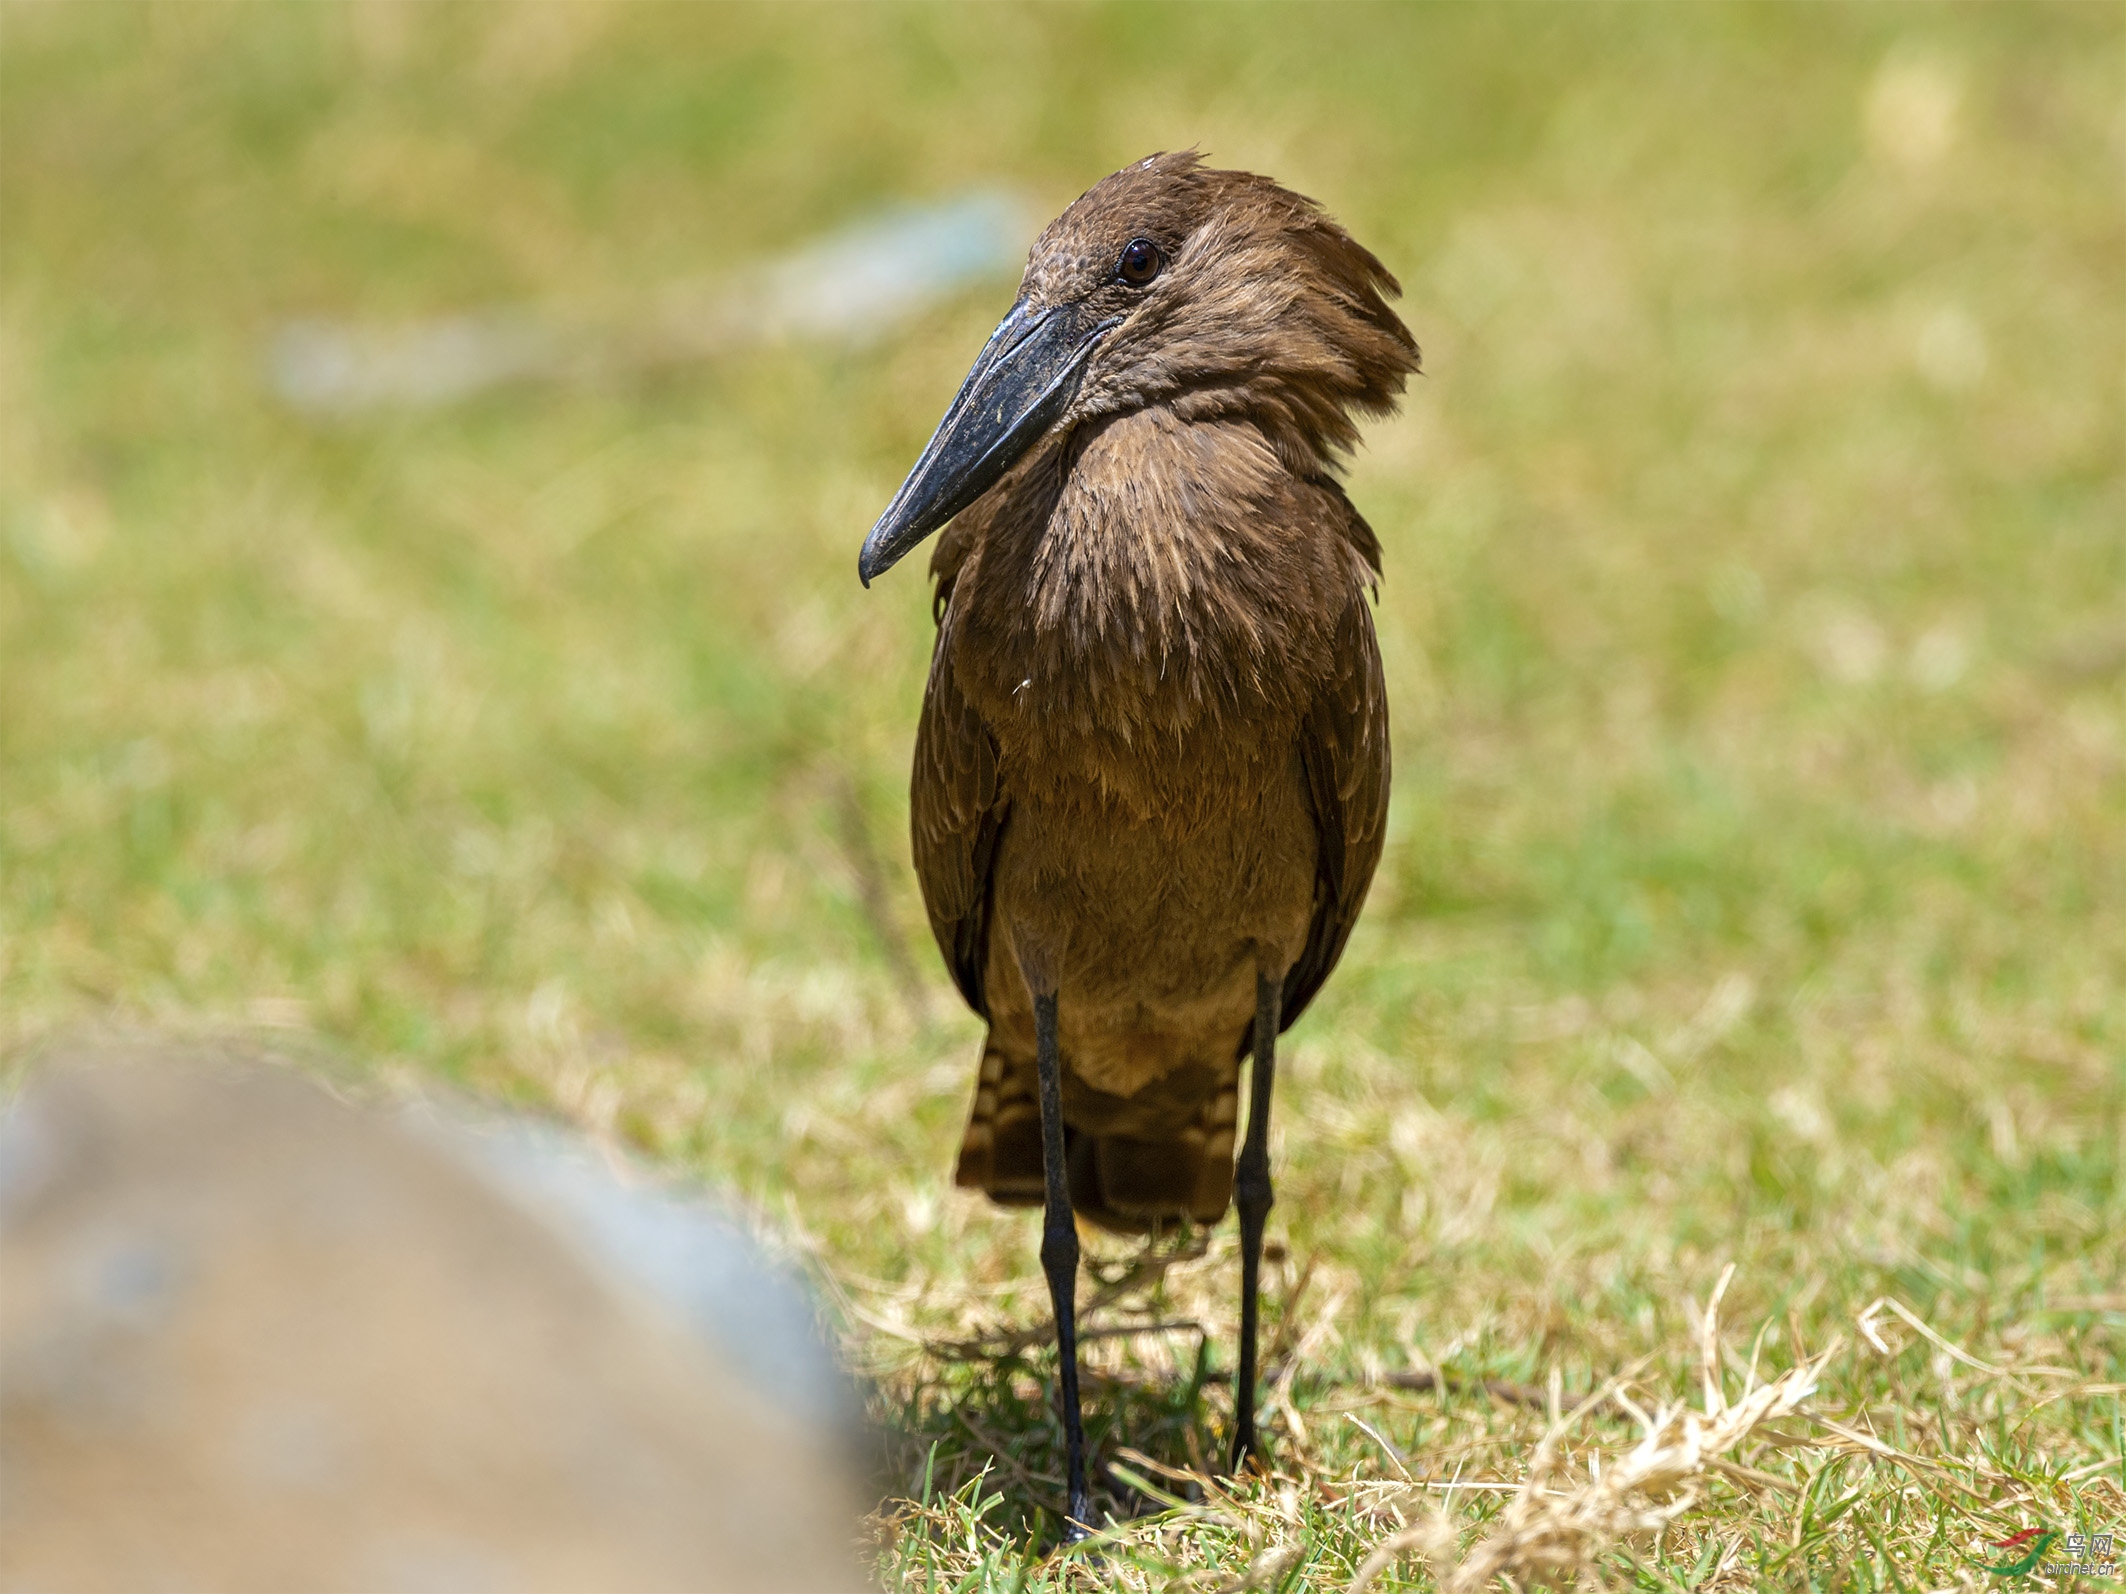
[
  {"xmin": 981, "ymin": 740, "xmax": 1318, "ymax": 1102},
  {"xmin": 949, "ymin": 409, "xmax": 1353, "ymax": 776},
  {"xmin": 938, "ymin": 404, "xmax": 1374, "ymax": 1100}
]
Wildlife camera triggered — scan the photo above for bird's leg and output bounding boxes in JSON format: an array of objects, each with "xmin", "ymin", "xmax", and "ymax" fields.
[
  {"xmin": 1033, "ymin": 990, "xmax": 1093, "ymax": 1542},
  {"xmin": 1231, "ymin": 970, "xmax": 1282, "ymax": 1472}
]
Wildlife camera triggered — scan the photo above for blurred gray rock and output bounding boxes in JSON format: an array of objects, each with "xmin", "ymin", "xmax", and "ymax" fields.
[{"xmin": 0, "ymin": 1044, "xmax": 872, "ymax": 1594}]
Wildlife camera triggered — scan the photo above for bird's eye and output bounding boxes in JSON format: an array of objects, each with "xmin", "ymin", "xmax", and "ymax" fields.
[{"xmin": 1116, "ymin": 237, "xmax": 1163, "ymax": 287}]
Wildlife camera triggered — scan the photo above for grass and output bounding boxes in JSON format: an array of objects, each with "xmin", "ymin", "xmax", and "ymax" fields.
[{"xmin": 3, "ymin": 2, "xmax": 2123, "ymax": 1587}]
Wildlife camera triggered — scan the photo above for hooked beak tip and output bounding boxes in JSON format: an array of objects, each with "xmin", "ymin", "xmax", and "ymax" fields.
[{"xmin": 856, "ymin": 525, "xmax": 898, "ymax": 588}]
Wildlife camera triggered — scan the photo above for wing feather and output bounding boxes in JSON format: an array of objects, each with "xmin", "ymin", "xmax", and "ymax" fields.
[
  {"xmin": 1281, "ymin": 589, "xmax": 1391, "ymax": 1029},
  {"xmin": 910, "ymin": 623, "xmax": 1007, "ymax": 1018}
]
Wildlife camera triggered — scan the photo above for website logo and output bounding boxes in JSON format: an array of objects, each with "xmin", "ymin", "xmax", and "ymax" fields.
[{"xmin": 1981, "ymin": 1527, "xmax": 2115, "ymax": 1580}]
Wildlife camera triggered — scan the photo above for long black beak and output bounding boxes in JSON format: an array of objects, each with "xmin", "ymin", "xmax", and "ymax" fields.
[{"xmin": 858, "ymin": 300, "xmax": 1115, "ymax": 586}]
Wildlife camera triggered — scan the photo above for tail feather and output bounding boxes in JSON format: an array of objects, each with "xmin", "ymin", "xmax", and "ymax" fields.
[
  {"xmin": 953, "ymin": 1042, "xmax": 1239, "ymax": 1233},
  {"xmin": 953, "ymin": 1046, "xmax": 1044, "ymax": 1206}
]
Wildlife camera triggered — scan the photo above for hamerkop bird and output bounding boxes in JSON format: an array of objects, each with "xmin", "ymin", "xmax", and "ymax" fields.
[{"xmin": 858, "ymin": 152, "xmax": 1417, "ymax": 1536}]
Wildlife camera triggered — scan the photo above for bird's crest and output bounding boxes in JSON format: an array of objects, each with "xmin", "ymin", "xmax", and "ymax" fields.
[{"xmin": 1023, "ymin": 150, "xmax": 1421, "ymax": 476}]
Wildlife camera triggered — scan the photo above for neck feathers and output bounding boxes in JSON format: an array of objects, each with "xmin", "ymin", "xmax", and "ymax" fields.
[{"xmin": 942, "ymin": 410, "xmax": 1374, "ymax": 786}]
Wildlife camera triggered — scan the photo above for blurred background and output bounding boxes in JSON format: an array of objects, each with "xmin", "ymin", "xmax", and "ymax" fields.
[{"xmin": 2, "ymin": 2, "xmax": 2122, "ymax": 1584}]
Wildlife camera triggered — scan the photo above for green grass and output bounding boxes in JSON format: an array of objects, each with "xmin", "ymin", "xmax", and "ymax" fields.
[{"xmin": 3, "ymin": 2, "xmax": 2123, "ymax": 1587}]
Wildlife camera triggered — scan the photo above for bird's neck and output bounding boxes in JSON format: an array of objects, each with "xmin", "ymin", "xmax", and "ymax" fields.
[{"xmin": 948, "ymin": 408, "xmax": 1359, "ymax": 789}]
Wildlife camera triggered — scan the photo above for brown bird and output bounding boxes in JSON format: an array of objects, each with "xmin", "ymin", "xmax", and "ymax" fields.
[{"xmin": 858, "ymin": 151, "xmax": 1417, "ymax": 1537}]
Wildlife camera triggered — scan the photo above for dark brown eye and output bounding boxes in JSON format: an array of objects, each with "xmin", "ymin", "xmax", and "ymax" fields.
[{"xmin": 1117, "ymin": 236, "xmax": 1162, "ymax": 287}]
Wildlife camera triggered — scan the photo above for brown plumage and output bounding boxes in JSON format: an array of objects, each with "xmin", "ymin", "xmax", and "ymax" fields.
[{"xmin": 858, "ymin": 151, "xmax": 1417, "ymax": 1535}]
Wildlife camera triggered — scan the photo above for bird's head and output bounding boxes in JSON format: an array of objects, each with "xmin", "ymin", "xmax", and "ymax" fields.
[{"xmin": 858, "ymin": 152, "xmax": 1419, "ymax": 585}]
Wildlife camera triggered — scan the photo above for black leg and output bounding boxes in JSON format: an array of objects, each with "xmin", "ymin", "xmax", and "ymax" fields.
[
  {"xmin": 1033, "ymin": 991, "xmax": 1093, "ymax": 1542},
  {"xmin": 1231, "ymin": 971, "xmax": 1281, "ymax": 1472}
]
